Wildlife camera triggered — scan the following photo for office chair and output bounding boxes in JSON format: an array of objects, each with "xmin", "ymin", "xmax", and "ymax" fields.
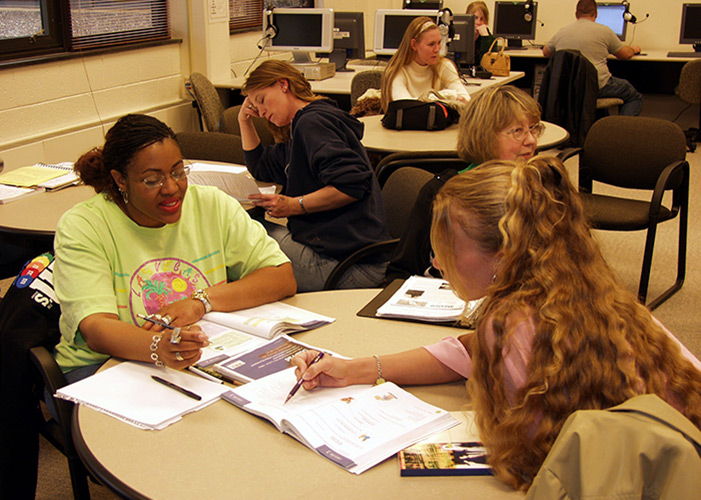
[
  {"xmin": 322, "ymin": 167, "xmax": 434, "ymax": 290},
  {"xmin": 350, "ymin": 70, "xmax": 383, "ymax": 108},
  {"xmin": 374, "ymin": 151, "xmax": 471, "ymax": 188},
  {"xmin": 559, "ymin": 116, "xmax": 689, "ymax": 310},
  {"xmin": 176, "ymin": 131, "xmax": 245, "ymax": 165},
  {"xmin": 675, "ymin": 59, "xmax": 701, "ymax": 152},
  {"xmin": 219, "ymin": 104, "xmax": 276, "ymax": 146}
]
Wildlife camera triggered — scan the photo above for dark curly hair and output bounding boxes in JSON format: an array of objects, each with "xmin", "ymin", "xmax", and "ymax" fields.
[{"xmin": 74, "ymin": 114, "xmax": 177, "ymax": 202}]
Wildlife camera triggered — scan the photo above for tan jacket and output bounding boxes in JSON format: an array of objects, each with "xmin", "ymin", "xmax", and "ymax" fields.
[{"xmin": 526, "ymin": 395, "xmax": 701, "ymax": 500}]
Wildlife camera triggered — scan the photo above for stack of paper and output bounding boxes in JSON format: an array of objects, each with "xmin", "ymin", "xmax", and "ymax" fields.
[
  {"xmin": 56, "ymin": 361, "xmax": 229, "ymax": 430},
  {"xmin": 188, "ymin": 162, "xmax": 273, "ymax": 201},
  {"xmin": 0, "ymin": 162, "xmax": 78, "ymax": 203}
]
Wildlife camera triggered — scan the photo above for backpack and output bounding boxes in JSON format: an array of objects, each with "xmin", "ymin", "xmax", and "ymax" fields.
[{"xmin": 381, "ymin": 100, "xmax": 460, "ymax": 131}]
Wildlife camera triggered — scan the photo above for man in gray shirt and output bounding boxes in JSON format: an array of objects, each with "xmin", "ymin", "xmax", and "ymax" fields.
[{"xmin": 543, "ymin": 0, "xmax": 643, "ymax": 116}]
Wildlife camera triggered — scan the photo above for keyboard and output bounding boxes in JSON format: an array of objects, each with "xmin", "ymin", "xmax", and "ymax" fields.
[
  {"xmin": 351, "ymin": 58, "xmax": 388, "ymax": 67},
  {"xmin": 667, "ymin": 51, "xmax": 701, "ymax": 58}
]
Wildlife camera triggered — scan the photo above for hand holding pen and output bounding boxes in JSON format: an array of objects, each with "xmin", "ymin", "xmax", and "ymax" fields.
[{"xmin": 285, "ymin": 351, "xmax": 325, "ymax": 404}]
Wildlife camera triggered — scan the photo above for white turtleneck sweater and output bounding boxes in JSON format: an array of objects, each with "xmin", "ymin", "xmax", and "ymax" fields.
[{"xmin": 390, "ymin": 59, "xmax": 470, "ymax": 102}]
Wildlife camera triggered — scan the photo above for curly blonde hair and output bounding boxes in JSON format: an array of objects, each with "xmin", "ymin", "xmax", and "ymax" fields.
[{"xmin": 431, "ymin": 156, "xmax": 701, "ymax": 491}]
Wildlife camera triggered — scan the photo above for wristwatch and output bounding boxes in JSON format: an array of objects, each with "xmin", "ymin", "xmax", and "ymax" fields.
[{"xmin": 191, "ymin": 288, "xmax": 212, "ymax": 314}]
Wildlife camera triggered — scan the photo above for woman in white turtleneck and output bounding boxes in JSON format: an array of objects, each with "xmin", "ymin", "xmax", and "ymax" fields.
[{"xmin": 380, "ymin": 16, "xmax": 470, "ymax": 112}]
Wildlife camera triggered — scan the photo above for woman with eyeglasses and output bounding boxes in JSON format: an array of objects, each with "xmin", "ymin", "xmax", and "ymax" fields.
[
  {"xmin": 386, "ymin": 85, "xmax": 544, "ymax": 283},
  {"xmin": 380, "ymin": 16, "xmax": 470, "ymax": 113},
  {"xmin": 52, "ymin": 114, "xmax": 296, "ymax": 381}
]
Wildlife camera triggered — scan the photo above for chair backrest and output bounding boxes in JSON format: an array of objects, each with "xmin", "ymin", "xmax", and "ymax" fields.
[
  {"xmin": 676, "ymin": 59, "xmax": 701, "ymax": 105},
  {"xmin": 189, "ymin": 73, "xmax": 225, "ymax": 132},
  {"xmin": 382, "ymin": 166, "xmax": 435, "ymax": 239},
  {"xmin": 176, "ymin": 131, "xmax": 245, "ymax": 165},
  {"xmin": 375, "ymin": 151, "xmax": 470, "ymax": 188},
  {"xmin": 537, "ymin": 50, "xmax": 599, "ymax": 147},
  {"xmin": 580, "ymin": 116, "xmax": 687, "ymax": 190},
  {"xmin": 350, "ymin": 70, "xmax": 383, "ymax": 107},
  {"xmin": 219, "ymin": 104, "xmax": 277, "ymax": 146}
]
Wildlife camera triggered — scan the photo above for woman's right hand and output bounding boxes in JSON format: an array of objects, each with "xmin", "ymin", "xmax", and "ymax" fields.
[
  {"xmin": 290, "ymin": 350, "xmax": 361, "ymax": 390},
  {"xmin": 476, "ymin": 24, "xmax": 490, "ymax": 37},
  {"xmin": 148, "ymin": 323, "xmax": 209, "ymax": 369},
  {"xmin": 238, "ymin": 97, "xmax": 260, "ymax": 124}
]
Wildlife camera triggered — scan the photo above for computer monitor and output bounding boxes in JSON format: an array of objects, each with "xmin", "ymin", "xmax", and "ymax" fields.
[
  {"xmin": 373, "ymin": 9, "xmax": 440, "ymax": 57},
  {"xmin": 596, "ymin": 3, "xmax": 627, "ymax": 41},
  {"xmin": 263, "ymin": 8, "xmax": 334, "ymax": 64},
  {"xmin": 679, "ymin": 3, "xmax": 701, "ymax": 52},
  {"xmin": 450, "ymin": 14, "xmax": 476, "ymax": 68},
  {"xmin": 403, "ymin": 0, "xmax": 444, "ymax": 9},
  {"xmin": 493, "ymin": 1, "xmax": 539, "ymax": 50},
  {"xmin": 329, "ymin": 12, "xmax": 365, "ymax": 72}
]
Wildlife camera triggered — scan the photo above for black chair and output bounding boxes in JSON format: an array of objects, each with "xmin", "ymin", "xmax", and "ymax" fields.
[
  {"xmin": 322, "ymin": 167, "xmax": 434, "ymax": 290},
  {"xmin": 374, "ymin": 151, "xmax": 471, "ymax": 188},
  {"xmin": 675, "ymin": 59, "xmax": 701, "ymax": 152},
  {"xmin": 559, "ymin": 116, "xmax": 689, "ymax": 310},
  {"xmin": 176, "ymin": 131, "xmax": 245, "ymax": 165},
  {"xmin": 29, "ymin": 346, "xmax": 92, "ymax": 500}
]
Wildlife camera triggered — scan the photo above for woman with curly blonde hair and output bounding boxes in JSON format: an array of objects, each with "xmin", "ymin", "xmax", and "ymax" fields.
[
  {"xmin": 380, "ymin": 16, "xmax": 469, "ymax": 112},
  {"xmin": 291, "ymin": 155, "xmax": 701, "ymax": 491}
]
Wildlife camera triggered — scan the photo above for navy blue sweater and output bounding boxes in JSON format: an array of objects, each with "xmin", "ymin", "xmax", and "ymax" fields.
[{"xmin": 245, "ymin": 99, "xmax": 389, "ymax": 260}]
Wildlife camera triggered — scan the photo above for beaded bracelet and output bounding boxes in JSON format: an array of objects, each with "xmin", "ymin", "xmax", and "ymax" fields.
[{"xmin": 150, "ymin": 334, "xmax": 165, "ymax": 367}]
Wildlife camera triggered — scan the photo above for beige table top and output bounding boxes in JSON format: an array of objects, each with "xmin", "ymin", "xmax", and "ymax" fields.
[
  {"xmin": 73, "ymin": 289, "xmax": 524, "ymax": 500},
  {"xmin": 0, "ymin": 162, "xmax": 263, "ymax": 236},
  {"xmin": 359, "ymin": 115, "xmax": 569, "ymax": 154}
]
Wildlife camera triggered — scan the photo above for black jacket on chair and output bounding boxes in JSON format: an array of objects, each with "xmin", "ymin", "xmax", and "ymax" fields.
[{"xmin": 538, "ymin": 50, "xmax": 599, "ymax": 148}]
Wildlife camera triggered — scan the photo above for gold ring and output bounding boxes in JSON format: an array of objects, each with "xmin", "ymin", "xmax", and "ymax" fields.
[
  {"xmin": 161, "ymin": 314, "xmax": 172, "ymax": 325},
  {"xmin": 170, "ymin": 327, "xmax": 182, "ymax": 344}
]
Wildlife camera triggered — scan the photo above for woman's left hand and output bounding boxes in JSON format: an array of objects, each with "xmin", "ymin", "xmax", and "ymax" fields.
[
  {"xmin": 248, "ymin": 193, "xmax": 300, "ymax": 218},
  {"xmin": 152, "ymin": 299, "xmax": 210, "ymax": 328}
]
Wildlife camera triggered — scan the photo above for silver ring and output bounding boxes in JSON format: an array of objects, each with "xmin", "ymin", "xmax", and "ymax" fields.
[
  {"xmin": 175, "ymin": 352, "xmax": 184, "ymax": 362},
  {"xmin": 170, "ymin": 327, "xmax": 182, "ymax": 344},
  {"xmin": 153, "ymin": 314, "xmax": 162, "ymax": 321},
  {"xmin": 161, "ymin": 314, "xmax": 172, "ymax": 325}
]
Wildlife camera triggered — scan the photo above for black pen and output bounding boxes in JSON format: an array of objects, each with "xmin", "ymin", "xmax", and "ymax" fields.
[
  {"xmin": 284, "ymin": 351, "xmax": 325, "ymax": 404},
  {"xmin": 137, "ymin": 313, "xmax": 176, "ymax": 330},
  {"xmin": 151, "ymin": 375, "xmax": 202, "ymax": 401}
]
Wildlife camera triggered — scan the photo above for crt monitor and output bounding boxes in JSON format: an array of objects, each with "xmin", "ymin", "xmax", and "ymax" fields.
[
  {"xmin": 403, "ymin": 0, "xmax": 444, "ymax": 9},
  {"xmin": 329, "ymin": 11, "xmax": 365, "ymax": 72},
  {"xmin": 263, "ymin": 8, "xmax": 334, "ymax": 64},
  {"xmin": 679, "ymin": 3, "xmax": 701, "ymax": 52},
  {"xmin": 493, "ymin": 1, "xmax": 539, "ymax": 50},
  {"xmin": 596, "ymin": 3, "xmax": 627, "ymax": 41},
  {"xmin": 373, "ymin": 9, "xmax": 440, "ymax": 57},
  {"xmin": 450, "ymin": 14, "xmax": 476, "ymax": 68}
]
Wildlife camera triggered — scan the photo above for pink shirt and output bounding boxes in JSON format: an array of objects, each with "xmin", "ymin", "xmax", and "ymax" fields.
[{"xmin": 424, "ymin": 315, "xmax": 701, "ymax": 405}]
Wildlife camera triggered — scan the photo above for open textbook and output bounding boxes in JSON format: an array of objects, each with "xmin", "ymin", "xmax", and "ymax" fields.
[
  {"xmin": 398, "ymin": 410, "xmax": 492, "ymax": 476},
  {"xmin": 221, "ymin": 368, "xmax": 459, "ymax": 474},
  {"xmin": 190, "ymin": 302, "xmax": 335, "ymax": 383},
  {"xmin": 187, "ymin": 162, "xmax": 275, "ymax": 201},
  {"xmin": 55, "ymin": 361, "xmax": 229, "ymax": 430}
]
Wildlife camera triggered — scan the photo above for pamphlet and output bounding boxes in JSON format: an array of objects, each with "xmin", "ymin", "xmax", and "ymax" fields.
[
  {"xmin": 221, "ymin": 368, "xmax": 458, "ymax": 474},
  {"xmin": 375, "ymin": 276, "xmax": 466, "ymax": 322},
  {"xmin": 188, "ymin": 162, "xmax": 268, "ymax": 201}
]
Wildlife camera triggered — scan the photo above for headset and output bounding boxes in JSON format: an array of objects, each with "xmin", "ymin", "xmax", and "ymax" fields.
[
  {"xmin": 438, "ymin": 7, "xmax": 454, "ymax": 39},
  {"xmin": 621, "ymin": 1, "xmax": 649, "ymax": 25},
  {"xmin": 257, "ymin": 10, "xmax": 277, "ymax": 50},
  {"xmin": 524, "ymin": 1, "xmax": 534, "ymax": 22}
]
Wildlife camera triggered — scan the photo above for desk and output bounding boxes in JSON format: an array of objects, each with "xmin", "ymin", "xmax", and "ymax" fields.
[
  {"xmin": 0, "ymin": 162, "xmax": 266, "ymax": 236},
  {"xmin": 359, "ymin": 115, "xmax": 569, "ymax": 154},
  {"xmin": 508, "ymin": 47, "xmax": 695, "ymax": 95},
  {"xmin": 73, "ymin": 289, "xmax": 522, "ymax": 500},
  {"xmin": 215, "ymin": 65, "xmax": 525, "ymax": 97}
]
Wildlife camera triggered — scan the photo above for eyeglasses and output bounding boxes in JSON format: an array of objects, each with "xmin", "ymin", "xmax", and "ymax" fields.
[
  {"xmin": 140, "ymin": 165, "xmax": 190, "ymax": 189},
  {"xmin": 502, "ymin": 122, "xmax": 546, "ymax": 142}
]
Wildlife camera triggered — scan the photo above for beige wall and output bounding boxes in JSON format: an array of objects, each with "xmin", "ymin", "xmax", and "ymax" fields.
[{"xmin": 0, "ymin": 0, "xmax": 693, "ymax": 170}]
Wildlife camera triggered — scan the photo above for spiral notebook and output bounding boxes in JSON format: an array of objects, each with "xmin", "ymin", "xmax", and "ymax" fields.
[{"xmin": 0, "ymin": 162, "xmax": 77, "ymax": 190}]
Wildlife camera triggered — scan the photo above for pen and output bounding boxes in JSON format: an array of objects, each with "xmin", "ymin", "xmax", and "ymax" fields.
[
  {"xmin": 137, "ymin": 313, "xmax": 176, "ymax": 330},
  {"xmin": 151, "ymin": 375, "xmax": 202, "ymax": 401},
  {"xmin": 284, "ymin": 351, "xmax": 325, "ymax": 404}
]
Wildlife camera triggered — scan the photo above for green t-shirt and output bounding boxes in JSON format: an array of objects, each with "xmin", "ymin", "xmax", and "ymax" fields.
[{"xmin": 53, "ymin": 185, "xmax": 289, "ymax": 371}]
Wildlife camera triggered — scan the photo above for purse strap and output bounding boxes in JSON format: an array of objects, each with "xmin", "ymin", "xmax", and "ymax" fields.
[{"xmin": 487, "ymin": 37, "xmax": 506, "ymax": 56}]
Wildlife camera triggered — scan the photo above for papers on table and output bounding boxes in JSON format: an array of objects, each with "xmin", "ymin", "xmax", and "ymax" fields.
[
  {"xmin": 188, "ymin": 162, "xmax": 271, "ymax": 201},
  {"xmin": 0, "ymin": 162, "xmax": 78, "ymax": 202},
  {"xmin": 56, "ymin": 361, "xmax": 229, "ymax": 430},
  {"xmin": 375, "ymin": 276, "xmax": 467, "ymax": 322}
]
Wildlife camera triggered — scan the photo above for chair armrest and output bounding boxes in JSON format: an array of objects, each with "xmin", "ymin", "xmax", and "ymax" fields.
[
  {"xmin": 29, "ymin": 346, "xmax": 68, "ymax": 395},
  {"xmin": 322, "ymin": 239, "xmax": 398, "ymax": 290},
  {"xmin": 556, "ymin": 147, "xmax": 582, "ymax": 162},
  {"xmin": 649, "ymin": 160, "xmax": 689, "ymax": 220}
]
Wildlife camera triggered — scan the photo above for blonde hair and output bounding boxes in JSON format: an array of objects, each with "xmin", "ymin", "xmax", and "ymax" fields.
[
  {"xmin": 242, "ymin": 59, "xmax": 324, "ymax": 142},
  {"xmin": 466, "ymin": 1, "xmax": 490, "ymax": 23},
  {"xmin": 380, "ymin": 17, "xmax": 450, "ymax": 112},
  {"xmin": 431, "ymin": 156, "xmax": 701, "ymax": 491},
  {"xmin": 457, "ymin": 85, "xmax": 541, "ymax": 163}
]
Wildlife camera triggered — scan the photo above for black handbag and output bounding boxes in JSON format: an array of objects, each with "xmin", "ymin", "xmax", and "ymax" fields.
[{"xmin": 381, "ymin": 100, "xmax": 460, "ymax": 131}]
